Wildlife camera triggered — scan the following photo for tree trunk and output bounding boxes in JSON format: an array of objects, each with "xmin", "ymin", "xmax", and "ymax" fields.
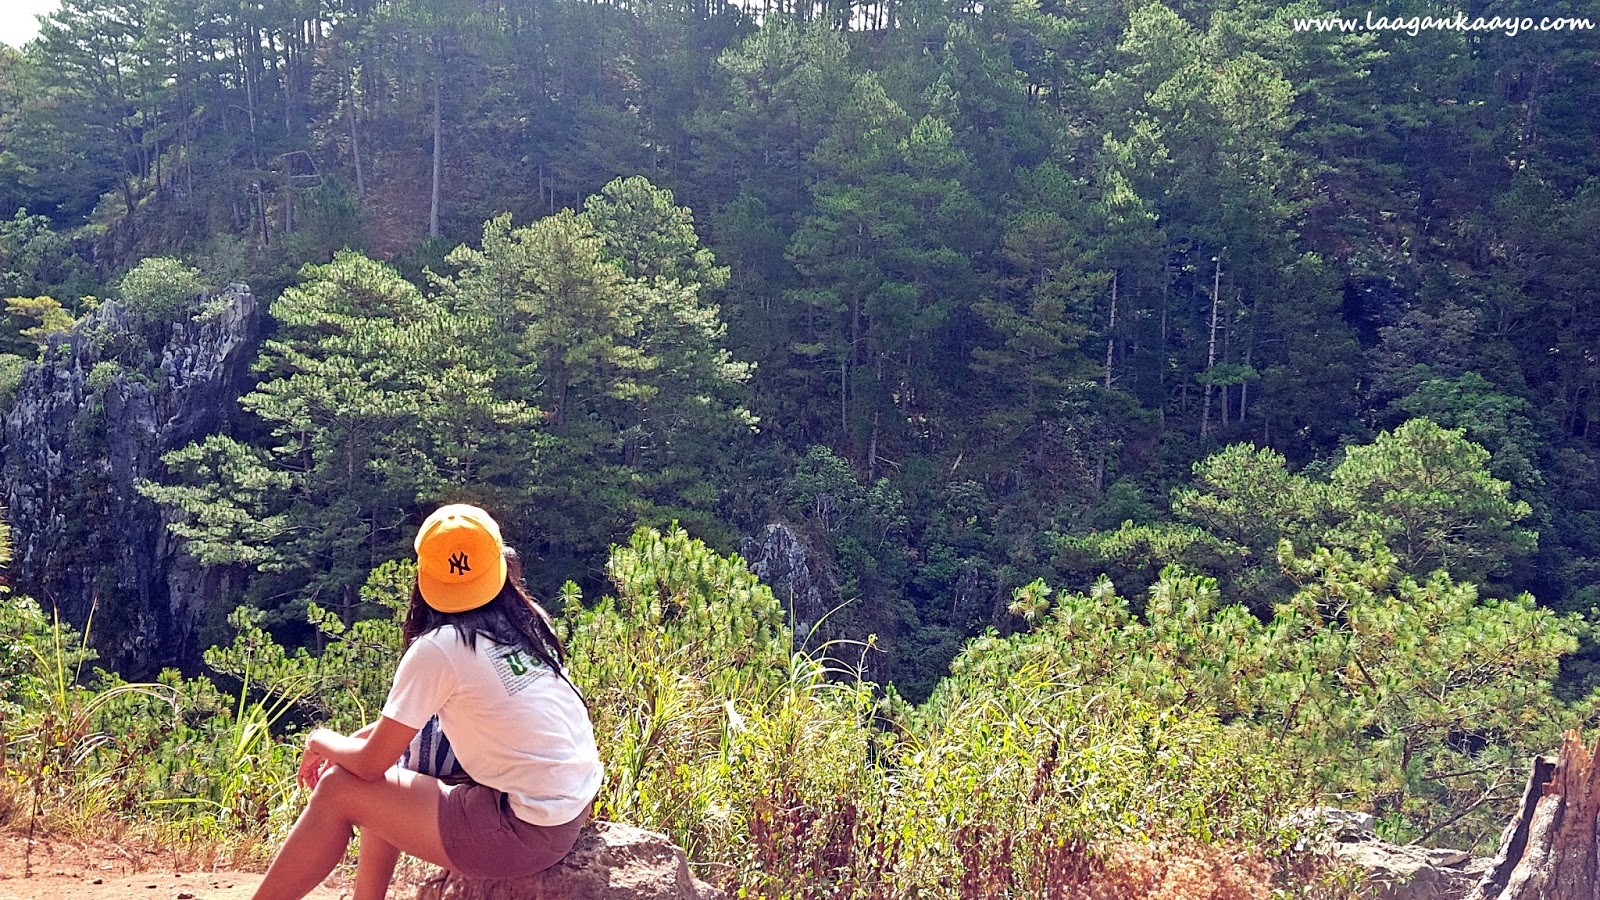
[
  {"xmin": 348, "ymin": 76, "xmax": 365, "ymax": 198},
  {"xmin": 256, "ymin": 181, "xmax": 271, "ymax": 247},
  {"xmin": 1157, "ymin": 267, "xmax": 1168, "ymax": 431},
  {"xmin": 1241, "ymin": 291, "xmax": 1255, "ymax": 426},
  {"xmin": 430, "ymin": 75, "xmax": 443, "ymax": 239},
  {"xmin": 1470, "ymin": 731, "xmax": 1600, "ymax": 900},
  {"xmin": 1200, "ymin": 255, "xmax": 1221, "ymax": 439},
  {"xmin": 241, "ymin": 37, "xmax": 267, "ymax": 245},
  {"xmin": 1104, "ymin": 271, "xmax": 1118, "ymax": 390},
  {"xmin": 867, "ymin": 411, "xmax": 879, "ymax": 479},
  {"xmin": 1221, "ymin": 305, "xmax": 1231, "ymax": 428}
]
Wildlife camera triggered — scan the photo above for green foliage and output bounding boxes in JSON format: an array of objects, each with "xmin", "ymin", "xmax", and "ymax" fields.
[
  {"xmin": 1267, "ymin": 542, "xmax": 1584, "ymax": 844},
  {"xmin": 144, "ymin": 176, "xmax": 754, "ymax": 627},
  {"xmin": 0, "ymin": 211, "xmax": 95, "ymax": 357},
  {"xmin": 565, "ymin": 523, "xmax": 804, "ymax": 851},
  {"xmin": 584, "ymin": 176, "xmax": 730, "ymax": 291},
  {"xmin": 1076, "ymin": 420, "xmax": 1537, "ymax": 607},
  {"xmin": 568, "ymin": 525, "xmax": 1315, "ymax": 895},
  {"xmin": 7, "ymin": 0, "xmax": 1600, "ymax": 884},
  {"xmin": 297, "ymin": 559, "xmax": 414, "ymax": 727},
  {"xmin": 969, "ymin": 161, "xmax": 1105, "ymax": 465},
  {"xmin": 980, "ymin": 545, "xmax": 1590, "ymax": 849},
  {"xmin": 785, "ymin": 72, "xmax": 987, "ymax": 462},
  {"xmin": 5, "ymin": 296, "xmax": 75, "ymax": 350},
  {"xmin": 7, "ymin": 516, "xmax": 1581, "ymax": 892},
  {"xmin": 139, "ymin": 436, "xmax": 292, "ymax": 569},
  {"xmin": 0, "ymin": 596, "xmax": 178, "ymax": 832},
  {"xmin": 116, "ymin": 258, "xmax": 213, "ymax": 323},
  {"xmin": 781, "ymin": 446, "xmax": 906, "ymax": 544},
  {"xmin": 0, "ymin": 556, "xmax": 415, "ymax": 848},
  {"xmin": 1328, "ymin": 419, "xmax": 1535, "ymax": 582},
  {"xmin": 0, "ymin": 210, "xmax": 95, "ymax": 306},
  {"xmin": 142, "ymin": 249, "xmax": 541, "ymax": 625},
  {"xmin": 439, "ymin": 180, "xmax": 755, "ymax": 582},
  {"xmin": 148, "ymin": 609, "xmax": 312, "ymax": 833},
  {"xmin": 1390, "ymin": 372, "xmax": 1544, "ymax": 493},
  {"xmin": 0, "ymin": 353, "xmax": 30, "ymax": 413},
  {"xmin": 1172, "ymin": 444, "xmax": 1334, "ymax": 553}
]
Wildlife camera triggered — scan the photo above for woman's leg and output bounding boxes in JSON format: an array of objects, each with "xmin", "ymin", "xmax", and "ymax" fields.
[
  {"xmin": 353, "ymin": 831, "xmax": 403, "ymax": 900},
  {"xmin": 252, "ymin": 766, "xmax": 454, "ymax": 900}
]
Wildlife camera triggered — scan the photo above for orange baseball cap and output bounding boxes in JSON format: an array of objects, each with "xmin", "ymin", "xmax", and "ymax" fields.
[{"xmin": 415, "ymin": 504, "xmax": 509, "ymax": 613}]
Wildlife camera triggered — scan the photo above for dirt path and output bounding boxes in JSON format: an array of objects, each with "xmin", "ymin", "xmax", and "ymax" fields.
[
  {"xmin": 0, "ymin": 833, "xmax": 435, "ymax": 900},
  {"xmin": 0, "ymin": 869, "xmax": 341, "ymax": 900}
]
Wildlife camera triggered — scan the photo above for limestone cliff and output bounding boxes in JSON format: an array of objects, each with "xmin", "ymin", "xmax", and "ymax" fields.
[
  {"xmin": 741, "ymin": 522, "xmax": 837, "ymax": 650},
  {"xmin": 1, "ymin": 285, "xmax": 264, "ymax": 675}
]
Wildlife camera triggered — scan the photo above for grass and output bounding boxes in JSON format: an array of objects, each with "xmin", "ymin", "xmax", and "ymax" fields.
[{"xmin": 0, "ymin": 596, "xmax": 305, "ymax": 868}]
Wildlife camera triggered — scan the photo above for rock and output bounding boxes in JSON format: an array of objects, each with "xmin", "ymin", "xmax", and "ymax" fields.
[
  {"xmin": 1332, "ymin": 840, "xmax": 1490, "ymax": 900},
  {"xmin": 415, "ymin": 821, "xmax": 725, "ymax": 900},
  {"xmin": 1284, "ymin": 806, "xmax": 1378, "ymax": 842},
  {"xmin": 1, "ymin": 286, "xmax": 264, "ymax": 675},
  {"xmin": 741, "ymin": 522, "xmax": 837, "ymax": 650},
  {"xmin": 1285, "ymin": 808, "xmax": 1487, "ymax": 900}
]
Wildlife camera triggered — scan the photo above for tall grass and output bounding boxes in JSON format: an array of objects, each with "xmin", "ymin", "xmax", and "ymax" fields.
[
  {"xmin": 0, "ymin": 597, "xmax": 322, "ymax": 862},
  {"xmin": 145, "ymin": 635, "xmax": 312, "ymax": 838},
  {"xmin": 1, "ymin": 599, "xmax": 172, "ymax": 838}
]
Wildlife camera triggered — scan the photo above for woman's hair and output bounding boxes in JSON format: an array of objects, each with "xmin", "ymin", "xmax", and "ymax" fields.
[{"xmin": 403, "ymin": 546, "xmax": 570, "ymax": 681}]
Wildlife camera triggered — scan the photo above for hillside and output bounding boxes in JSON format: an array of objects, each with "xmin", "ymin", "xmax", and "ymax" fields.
[{"xmin": 0, "ymin": 0, "xmax": 1596, "ymax": 697}]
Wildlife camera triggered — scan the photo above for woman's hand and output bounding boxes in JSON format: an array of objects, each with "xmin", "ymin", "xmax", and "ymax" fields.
[
  {"xmin": 297, "ymin": 727, "xmax": 342, "ymax": 790},
  {"xmin": 293, "ymin": 718, "xmax": 419, "ymax": 785}
]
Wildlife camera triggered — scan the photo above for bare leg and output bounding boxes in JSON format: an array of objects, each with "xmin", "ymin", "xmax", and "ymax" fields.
[
  {"xmin": 353, "ymin": 831, "xmax": 403, "ymax": 900},
  {"xmin": 252, "ymin": 767, "xmax": 453, "ymax": 900}
]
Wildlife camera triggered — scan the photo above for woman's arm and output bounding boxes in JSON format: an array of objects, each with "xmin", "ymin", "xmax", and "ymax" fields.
[{"xmin": 298, "ymin": 716, "xmax": 419, "ymax": 786}]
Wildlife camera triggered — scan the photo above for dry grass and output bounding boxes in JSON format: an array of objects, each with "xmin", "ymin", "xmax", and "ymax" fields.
[{"xmin": 1093, "ymin": 842, "xmax": 1275, "ymax": 900}]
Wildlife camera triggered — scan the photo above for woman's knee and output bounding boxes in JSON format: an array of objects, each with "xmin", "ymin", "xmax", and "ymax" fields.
[
  {"xmin": 309, "ymin": 766, "xmax": 413, "ymax": 829},
  {"xmin": 310, "ymin": 765, "xmax": 361, "ymax": 807}
]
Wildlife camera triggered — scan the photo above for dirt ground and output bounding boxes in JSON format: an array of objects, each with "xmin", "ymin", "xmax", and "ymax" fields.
[{"xmin": 0, "ymin": 832, "xmax": 435, "ymax": 900}]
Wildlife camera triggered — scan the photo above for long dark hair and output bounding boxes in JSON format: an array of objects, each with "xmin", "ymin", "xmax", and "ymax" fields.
[{"xmin": 403, "ymin": 547, "xmax": 577, "ymax": 699}]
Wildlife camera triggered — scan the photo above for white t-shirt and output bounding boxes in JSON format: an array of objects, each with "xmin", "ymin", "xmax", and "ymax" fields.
[{"xmin": 381, "ymin": 627, "xmax": 603, "ymax": 826}]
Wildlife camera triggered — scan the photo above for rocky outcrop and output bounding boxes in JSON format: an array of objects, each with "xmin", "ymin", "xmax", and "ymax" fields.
[
  {"xmin": 416, "ymin": 821, "xmax": 725, "ymax": 900},
  {"xmin": 741, "ymin": 522, "xmax": 837, "ymax": 650},
  {"xmin": 1334, "ymin": 840, "xmax": 1489, "ymax": 900},
  {"xmin": 1289, "ymin": 808, "xmax": 1489, "ymax": 900},
  {"xmin": 1, "ymin": 286, "xmax": 264, "ymax": 675}
]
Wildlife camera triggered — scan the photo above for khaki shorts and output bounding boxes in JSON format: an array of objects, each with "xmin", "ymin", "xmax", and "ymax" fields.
[{"xmin": 438, "ymin": 781, "xmax": 591, "ymax": 878}]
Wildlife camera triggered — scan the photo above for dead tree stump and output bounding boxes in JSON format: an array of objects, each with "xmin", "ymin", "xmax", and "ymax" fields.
[{"xmin": 1470, "ymin": 731, "xmax": 1600, "ymax": 900}]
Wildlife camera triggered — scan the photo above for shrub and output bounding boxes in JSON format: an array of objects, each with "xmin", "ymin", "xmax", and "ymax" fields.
[{"xmin": 116, "ymin": 257, "xmax": 213, "ymax": 323}]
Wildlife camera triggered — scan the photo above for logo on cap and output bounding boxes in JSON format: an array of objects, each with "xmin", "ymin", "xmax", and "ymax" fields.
[{"xmin": 415, "ymin": 503, "xmax": 508, "ymax": 613}]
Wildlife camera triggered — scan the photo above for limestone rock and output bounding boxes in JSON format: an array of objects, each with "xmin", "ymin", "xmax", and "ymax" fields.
[
  {"xmin": 741, "ymin": 522, "xmax": 836, "ymax": 648},
  {"xmin": 1284, "ymin": 807, "xmax": 1377, "ymax": 842},
  {"xmin": 1, "ymin": 286, "xmax": 263, "ymax": 674},
  {"xmin": 1332, "ymin": 840, "xmax": 1490, "ymax": 900},
  {"xmin": 416, "ymin": 821, "xmax": 725, "ymax": 900},
  {"xmin": 1286, "ymin": 808, "xmax": 1488, "ymax": 900}
]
